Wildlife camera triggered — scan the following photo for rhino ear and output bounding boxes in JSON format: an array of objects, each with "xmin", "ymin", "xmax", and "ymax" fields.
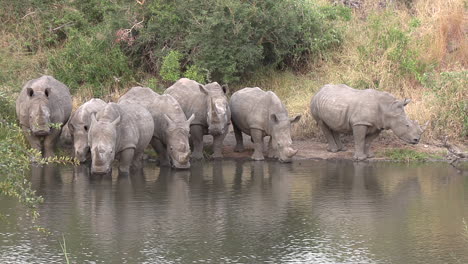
[
  {"xmin": 270, "ymin": 114, "xmax": 279, "ymax": 123},
  {"xmin": 111, "ymin": 115, "xmax": 121, "ymax": 126},
  {"xmin": 199, "ymin": 84, "xmax": 209, "ymax": 95},
  {"xmin": 45, "ymin": 87, "xmax": 51, "ymax": 97},
  {"xmin": 403, "ymin": 98, "xmax": 411, "ymax": 106},
  {"xmin": 221, "ymin": 84, "xmax": 229, "ymax": 94},
  {"xmin": 290, "ymin": 115, "xmax": 301, "ymax": 123},
  {"xmin": 27, "ymin": 88, "xmax": 34, "ymax": 97},
  {"xmin": 187, "ymin": 113, "xmax": 195, "ymax": 124},
  {"xmin": 163, "ymin": 114, "xmax": 174, "ymax": 125}
]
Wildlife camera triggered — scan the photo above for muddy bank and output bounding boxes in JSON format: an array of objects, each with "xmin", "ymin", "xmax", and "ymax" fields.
[{"xmin": 214, "ymin": 129, "xmax": 465, "ymax": 162}]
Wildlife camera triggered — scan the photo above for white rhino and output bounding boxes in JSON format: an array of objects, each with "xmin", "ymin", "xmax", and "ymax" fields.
[
  {"xmin": 16, "ymin": 75, "xmax": 72, "ymax": 157},
  {"xmin": 310, "ymin": 84, "xmax": 427, "ymax": 161},
  {"xmin": 230, "ymin": 87, "xmax": 301, "ymax": 162},
  {"xmin": 118, "ymin": 87, "xmax": 194, "ymax": 169},
  {"xmin": 164, "ymin": 78, "xmax": 230, "ymax": 159},
  {"xmin": 66, "ymin": 98, "xmax": 107, "ymax": 162},
  {"xmin": 88, "ymin": 102, "xmax": 154, "ymax": 174}
]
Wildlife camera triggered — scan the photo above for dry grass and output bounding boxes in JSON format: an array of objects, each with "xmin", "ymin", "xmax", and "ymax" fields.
[{"xmin": 238, "ymin": 0, "xmax": 467, "ymax": 142}]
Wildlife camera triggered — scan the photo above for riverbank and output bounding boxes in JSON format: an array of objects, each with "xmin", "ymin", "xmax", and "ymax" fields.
[{"xmin": 213, "ymin": 127, "xmax": 467, "ymax": 163}]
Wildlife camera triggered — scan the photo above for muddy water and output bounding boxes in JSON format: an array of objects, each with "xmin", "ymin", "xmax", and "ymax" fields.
[{"xmin": 0, "ymin": 160, "xmax": 467, "ymax": 263}]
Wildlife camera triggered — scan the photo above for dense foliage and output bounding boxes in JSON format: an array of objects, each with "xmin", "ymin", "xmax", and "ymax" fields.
[{"xmin": 129, "ymin": 0, "xmax": 350, "ymax": 82}]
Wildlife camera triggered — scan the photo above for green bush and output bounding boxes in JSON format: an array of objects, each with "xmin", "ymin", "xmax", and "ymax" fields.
[
  {"xmin": 129, "ymin": 0, "xmax": 349, "ymax": 83},
  {"xmin": 49, "ymin": 30, "xmax": 133, "ymax": 96},
  {"xmin": 160, "ymin": 50, "xmax": 183, "ymax": 82}
]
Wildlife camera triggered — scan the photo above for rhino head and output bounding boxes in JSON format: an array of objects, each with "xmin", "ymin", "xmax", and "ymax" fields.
[
  {"xmin": 200, "ymin": 83, "xmax": 230, "ymax": 136},
  {"xmin": 164, "ymin": 113, "xmax": 195, "ymax": 169},
  {"xmin": 270, "ymin": 113, "xmax": 301, "ymax": 162},
  {"xmin": 386, "ymin": 99, "xmax": 426, "ymax": 144},
  {"xmin": 69, "ymin": 117, "xmax": 91, "ymax": 163},
  {"xmin": 27, "ymin": 87, "xmax": 52, "ymax": 136},
  {"xmin": 89, "ymin": 112, "xmax": 121, "ymax": 174}
]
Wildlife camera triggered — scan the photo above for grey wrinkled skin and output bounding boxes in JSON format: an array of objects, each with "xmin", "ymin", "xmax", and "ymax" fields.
[
  {"xmin": 16, "ymin": 75, "xmax": 72, "ymax": 157},
  {"xmin": 67, "ymin": 98, "xmax": 107, "ymax": 162},
  {"xmin": 164, "ymin": 78, "xmax": 231, "ymax": 159},
  {"xmin": 310, "ymin": 84, "xmax": 426, "ymax": 161},
  {"xmin": 119, "ymin": 87, "xmax": 194, "ymax": 169},
  {"xmin": 230, "ymin": 87, "xmax": 301, "ymax": 162},
  {"xmin": 88, "ymin": 102, "xmax": 154, "ymax": 175}
]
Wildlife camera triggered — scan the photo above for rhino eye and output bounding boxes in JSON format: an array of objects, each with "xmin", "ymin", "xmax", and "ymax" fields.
[{"xmin": 84, "ymin": 125, "xmax": 88, "ymax": 131}]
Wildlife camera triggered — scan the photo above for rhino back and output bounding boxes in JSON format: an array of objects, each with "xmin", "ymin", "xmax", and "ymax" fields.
[
  {"xmin": 16, "ymin": 75, "xmax": 72, "ymax": 127},
  {"xmin": 118, "ymin": 86, "xmax": 159, "ymax": 109},
  {"xmin": 311, "ymin": 84, "xmax": 394, "ymax": 132},
  {"xmin": 72, "ymin": 98, "xmax": 107, "ymax": 127},
  {"xmin": 117, "ymin": 103, "xmax": 154, "ymax": 153},
  {"xmin": 164, "ymin": 78, "xmax": 207, "ymax": 126},
  {"xmin": 230, "ymin": 87, "xmax": 274, "ymax": 134}
]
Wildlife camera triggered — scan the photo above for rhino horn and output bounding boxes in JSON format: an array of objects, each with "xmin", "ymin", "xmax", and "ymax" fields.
[
  {"xmin": 288, "ymin": 148, "xmax": 298, "ymax": 158},
  {"xmin": 90, "ymin": 113, "xmax": 97, "ymax": 125}
]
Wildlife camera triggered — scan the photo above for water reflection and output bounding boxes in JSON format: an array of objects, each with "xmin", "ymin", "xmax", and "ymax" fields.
[{"xmin": 0, "ymin": 161, "xmax": 466, "ymax": 263}]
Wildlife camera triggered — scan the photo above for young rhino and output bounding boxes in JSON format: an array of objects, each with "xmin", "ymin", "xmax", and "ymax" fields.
[
  {"xmin": 67, "ymin": 99, "xmax": 107, "ymax": 162},
  {"xmin": 118, "ymin": 87, "xmax": 194, "ymax": 169},
  {"xmin": 16, "ymin": 75, "xmax": 72, "ymax": 157},
  {"xmin": 230, "ymin": 87, "xmax": 301, "ymax": 162},
  {"xmin": 88, "ymin": 102, "xmax": 154, "ymax": 174},
  {"xmin": 164, "ymin": 78, "xmax": 230, "ymax": 159},
  {"xmin": 310, "ymin": 84, "xmax": 427, "ymax": 161}
]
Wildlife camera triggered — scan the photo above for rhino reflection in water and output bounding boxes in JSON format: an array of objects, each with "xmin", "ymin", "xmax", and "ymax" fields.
[{"xmin": 310, "ymin": 84, "xmax": 427, "ymax": 161}]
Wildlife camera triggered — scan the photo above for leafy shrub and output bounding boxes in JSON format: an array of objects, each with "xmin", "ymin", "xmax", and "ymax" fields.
[
  {"xmin": 129, "ymin": 0, "xmax": 350, "ymax": 83},
  {"xmin": 160, "ymin": 50, "xmax": 183, "ymax": 82},
  {"xmin": 49, "ymin": 30, "xmax": 133, "ymax": 96}
]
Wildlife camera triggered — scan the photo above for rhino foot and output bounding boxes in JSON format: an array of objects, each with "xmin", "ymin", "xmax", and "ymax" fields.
[
  {"xmin": 354, "ymin": 154, "xmax": 368, "ymax": 161},
  {"xmin": 191, "ymin": 152, "xmax": 204, "ymax": 160},
  {"xmin": 234, "ymin": 145, "xmax": 244, "ymax": 152},
  {"xmin": 252, "ymin": 153, "xmax": 265, "ymax": 161},
  {"xmin": 327, "ymin": 146, "xmax": 340, "ymax": 153}
]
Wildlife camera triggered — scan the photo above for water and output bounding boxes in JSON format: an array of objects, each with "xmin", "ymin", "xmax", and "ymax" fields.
[{"xmin": 0, "ymin": 160, "xmax": 467, "ymax": 263}]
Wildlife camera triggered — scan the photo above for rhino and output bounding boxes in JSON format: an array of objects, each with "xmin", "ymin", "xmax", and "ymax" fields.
[
  {"xmin": 118, "ymin": 87, "xmax": 194, "ymax": 169},
  {"xmin": 88, "ymin": 102, "xmax": 154, "ymax": 174},
  {"xmin": 67, "ymin": 98, "xmax": 107, "ymax": 162},
  {"xmin": 310, "ymin": 84, "xmax": 427, "ymax": 161},
  {"xmin": 230, "ymin": 87, "xmax": 301, "ymax": 162},
  {"xmin": 164, "ymin": 78, "xmax": 231, "ymax": 159},
  {"xmin": 16, "ymin": 75, "xmax": 72, "ymax": 157}
]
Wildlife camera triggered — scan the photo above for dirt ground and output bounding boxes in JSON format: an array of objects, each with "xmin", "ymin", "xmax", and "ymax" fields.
[{"xmin": 215, "ymin": 127, "xmax": 463, "ymax": 161}]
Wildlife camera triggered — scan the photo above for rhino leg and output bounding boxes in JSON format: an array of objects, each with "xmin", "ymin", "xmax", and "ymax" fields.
[
  {"xmin": 250, "ymin": 129, "xmax": 265, "ymax": 161},
  {"xmin": 151, "ymin": 137, "xmax": 171, "ymax": 167},
  {"xmin": 132, "ymin": 151, "xmax": 144, "ymax": 168},
  {"xmin": 43, "ymin": 130, "xmax": 60, "ymax": 158},
  {"xmin": 352, "ymin": 125, "xmax": 368, "ymax": 161},
  {"xmin": 364, "ymin": 131, "xmax": 380, "ymax": 158},
  {"xmin": 119, "ymin": 148, "xmax": 135, "ymax": 174},
  {"xmin": 190, "ymin": 125, "xmax": 204, "ymax": 160},
  {"xmin": 25, "ymin": 131, "xmax": 43, "ymax": 154},
  {"xmin": 332, "ymin": 131, "xmax": 347, "ymax": 151},
  {"xmin": 318, "ymin": 120, "xmax": 340, "ymax": 152},
  {"xmin": 267, "ymin": 137, "xmax": 277, "ymax": 158},
  {"xmin": 212, "ymin": 131, "xmax": 226, "ymax": 159},
  {"xmin": 233, "ymin": 123, "xmax": 244, "ymax": 152}
]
